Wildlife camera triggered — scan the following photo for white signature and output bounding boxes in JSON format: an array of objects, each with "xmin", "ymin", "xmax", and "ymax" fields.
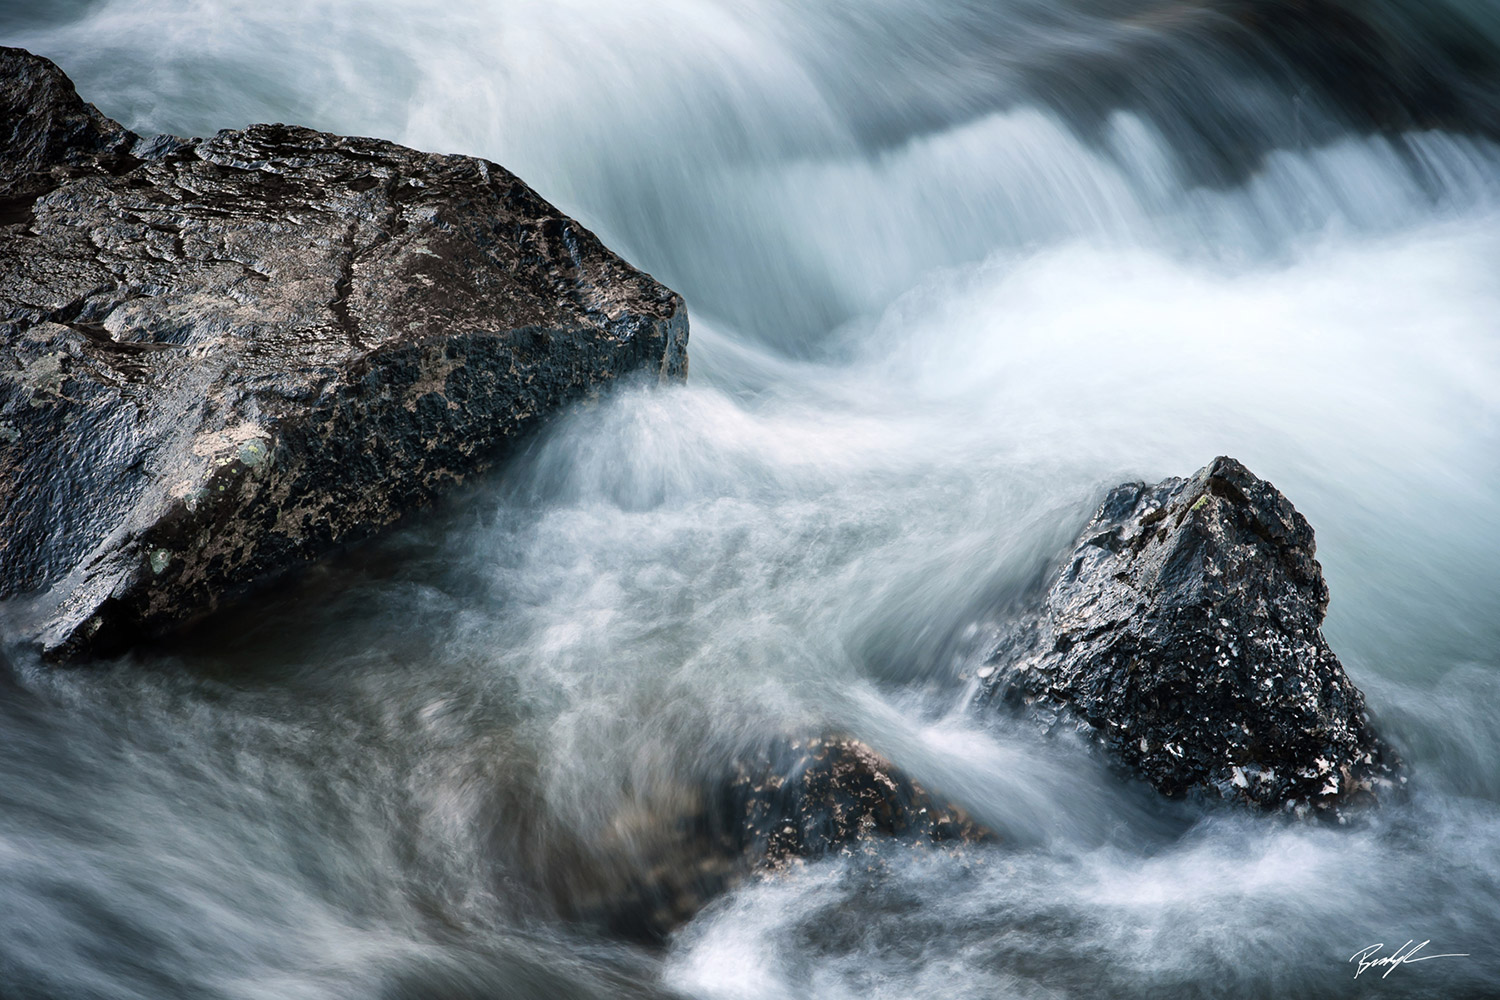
[{"xmin": 1350, "ymin": 940, "xmax": 1468, "ymax": 979}]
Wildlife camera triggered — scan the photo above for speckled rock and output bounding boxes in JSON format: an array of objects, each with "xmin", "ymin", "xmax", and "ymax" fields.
[
  {"xmin": 976, "ymin": 457, "xmax": 1399, "ymax": 817},
  {"xmin": 0, "ymin": 47, "xmax": 688, "ymax": 658}
]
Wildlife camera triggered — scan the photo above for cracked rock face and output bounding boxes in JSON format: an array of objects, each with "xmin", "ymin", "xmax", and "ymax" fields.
[
  {"xmin": 977, "ymin": 457, "xmax": 1399, "ymax": 816},
  {"xmin": 0, "ymin": 47, "xmax": 688, "ymax": 658}
]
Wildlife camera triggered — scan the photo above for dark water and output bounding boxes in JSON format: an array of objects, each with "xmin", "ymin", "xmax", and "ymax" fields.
[{"xmin": 3, "ymin": 1, "xmax": 1500, "ymax": 997}]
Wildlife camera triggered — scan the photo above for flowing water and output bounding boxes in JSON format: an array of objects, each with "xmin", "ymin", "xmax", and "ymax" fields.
[{"xmin": 3, "ymin": 1, "xmax": 1500, "ymax": 997}]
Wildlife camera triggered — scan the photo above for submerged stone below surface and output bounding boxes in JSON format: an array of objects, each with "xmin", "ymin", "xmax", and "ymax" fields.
[
  {"xmin": 553, "ymin": 737, "xmax": 989, "ymax": 944},
  {"xmin": 0, "ymin": 47, "xmax": 688, "ymax": 658},
  {"xmin": 976, "ymin": 457, "xmax": 1400, "ymax": 817}
]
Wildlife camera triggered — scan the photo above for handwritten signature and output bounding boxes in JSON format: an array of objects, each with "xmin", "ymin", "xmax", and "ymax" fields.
[{"xmin": 1350, "ymin": 940, "xmax": 1468, "ymax": 979}]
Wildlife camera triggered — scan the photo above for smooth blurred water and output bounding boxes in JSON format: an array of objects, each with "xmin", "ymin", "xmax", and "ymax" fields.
[{"xmin": 3, "ymin": 1, "xmax": 1499, "ymax": 998}]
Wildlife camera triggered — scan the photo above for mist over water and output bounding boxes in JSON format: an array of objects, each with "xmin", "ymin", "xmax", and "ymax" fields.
[{"xmin": 3, "ymin": 1, "xmax": 1500, "ymax": 997}]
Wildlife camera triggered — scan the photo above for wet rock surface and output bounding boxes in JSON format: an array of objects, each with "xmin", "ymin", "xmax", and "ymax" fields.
[
  {"xmin": 0, "ymin": 47, "xmax": 688, "ymax": 658},
  {"xmin": 555, "ymin": 737, "xmax": 989, "ymax": 944},
  {"xmin": 977, "ymin": 457, "xmax": 1399, "ymax": 816}
]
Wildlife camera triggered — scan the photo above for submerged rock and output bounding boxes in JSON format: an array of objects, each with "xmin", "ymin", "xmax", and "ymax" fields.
[
  {"xmin": 977, "ymin": 457, "xmax": 1399, "ymax": 817},
  {"xmin": 0, "ymin": 47, "xmax": 688, "ymax": 658},
  {"xmin": 554, "ymin": 737, "xmax": 989, "ymax": 943},
  {"xmin": 727, "ymin": 736, "xmax": 987, "ymax": 864}
]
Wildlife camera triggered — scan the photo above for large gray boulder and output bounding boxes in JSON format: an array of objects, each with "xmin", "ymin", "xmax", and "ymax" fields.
[
  {"xmin": 0, "ymin": 47, "xmax": 688, "ymax": 658},
  {"xmin": 977, "ymin": 457, "xmax": 1400, "ymax": 817}
]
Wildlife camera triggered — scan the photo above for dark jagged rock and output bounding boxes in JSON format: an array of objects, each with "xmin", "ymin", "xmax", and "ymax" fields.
[
  {"xmin": 552, "ymin": 737, "xmax": 989, "ymax": 944},
  {"xmin": 976, "ymin": 457, "xmax": 1399, "ymax": 817},
  {"xmin": 0, "ymin": 47, "xmax": 688, "ymax": 658}
]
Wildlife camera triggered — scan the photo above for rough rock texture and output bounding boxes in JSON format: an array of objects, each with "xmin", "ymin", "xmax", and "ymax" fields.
[
  {"xmin": 555, "ymin": 737, "xmax": 989, "ymax": 943},
  {"xmin": 977, "ymin": 457, "xmax": 1399, "ymax": 817},
  {"xmin": 0, "ymin": 47, "xmax": 688, "ymax": 658}
]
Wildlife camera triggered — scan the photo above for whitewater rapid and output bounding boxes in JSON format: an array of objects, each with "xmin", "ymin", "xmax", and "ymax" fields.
[{"xmin": 2, "ymin": 1, "xmax": 1499, "ymax": 997}]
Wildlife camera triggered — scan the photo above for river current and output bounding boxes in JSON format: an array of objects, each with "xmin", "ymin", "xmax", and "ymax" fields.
[{"xmin": 2, "ymin": 1, "xmax": 1499, "ymax": 997}]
